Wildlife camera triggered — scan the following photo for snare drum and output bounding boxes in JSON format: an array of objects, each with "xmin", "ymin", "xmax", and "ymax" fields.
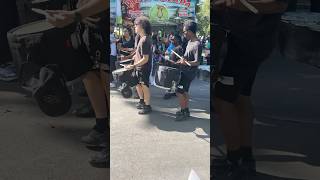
[
  {"xmin": 155, "ymin": 65, "xmax": 181, "ymax": 90},
  {"xmin": 112, "ymin": 68, "xmax": 136, "ymax": 87},
  {"xmin": 7, "ymin": 20, "xmax": 54, "ymax": 78},
  {"xmin": 8, "ymin": 20, "xmax": 93, "ymax": 82}
]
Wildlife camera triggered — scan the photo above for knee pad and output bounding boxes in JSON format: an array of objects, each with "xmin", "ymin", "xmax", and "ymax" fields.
[
  {"xmin": 176, "ymin": 85, "xmax": 185, "ymax": 94},
  {"xmin": 214, "ymin": 81, "xmax": 239, "ymax": 103}
]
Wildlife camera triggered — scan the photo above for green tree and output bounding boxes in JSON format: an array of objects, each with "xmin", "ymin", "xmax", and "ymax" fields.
[{"xmin": 196, "ymin": 0, "xmax": 210, "ymax": 37}]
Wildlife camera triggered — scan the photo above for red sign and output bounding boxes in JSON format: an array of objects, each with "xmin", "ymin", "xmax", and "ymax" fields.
[
  {"xmin": 159, "ymin": 0, "xmax": 191, "ymax": 8},
  {"xmin": 123, "ymin": 0, "xmax": 141, "ymax": 11}
]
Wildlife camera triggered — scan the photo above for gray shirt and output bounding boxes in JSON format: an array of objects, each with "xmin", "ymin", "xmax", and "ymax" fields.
[{"xmin": 182, "ymin": 40, "xmax": 202, "ymax": 72}]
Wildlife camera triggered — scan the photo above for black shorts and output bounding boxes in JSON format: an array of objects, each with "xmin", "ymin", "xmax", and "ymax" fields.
[
  {"xmin": 177, "ymin": 71, "xmax": 196, "ymax": 93},
  {"xmin": 135, "ymin": 69, "xmax": 151, "ymax": 87},
  {"xmin": 219, "ymin": 11, "xmax": 282, "ymax": 96}
]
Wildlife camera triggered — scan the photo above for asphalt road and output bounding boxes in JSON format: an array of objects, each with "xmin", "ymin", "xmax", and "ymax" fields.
[
  {"xmin": 0, "ymin": 82, "xmax": 108, "ymax": 180},
  {"xmin": 110, "ymin": 79, "xmax": 210, "ymax": 180}
]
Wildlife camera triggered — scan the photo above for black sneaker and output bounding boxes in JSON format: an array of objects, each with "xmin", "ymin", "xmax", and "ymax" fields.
[
  {"xmin": 138, "ymin": 105, "xmax": 152, "ymax": 114},
  {"xmin": 136, "ymin": 102, "xmax": 145, "ymax": 109},
  {"xmin": 81, "ymin": 130, "xmax": 106, "ymax": 146},
  {"xmin": 176, "ymin": 109, "xmax": 190, "ymax": 117},
  {"xmin": 89, "ymin": 148, "xmax": 108, "ymax": 168},
  {"xmin": 185, "ymin": 110, "xmax": 190, "ymax": 117},
  {"xmin": 175, "ymin": 111, "xmax": 187, "ymax": 121},
  {"xmin": 241, "ymin": 159, "xmax": 257, "ymax": 179},
  {"xmin": 213, "ymin": 159, "xmax": 243, "ymax": 180}
]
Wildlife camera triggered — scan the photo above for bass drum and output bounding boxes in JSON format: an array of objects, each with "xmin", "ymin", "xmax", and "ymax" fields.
[{"xmin": 154, "ymin": 65, "xmax": 181, "ymax": 90}]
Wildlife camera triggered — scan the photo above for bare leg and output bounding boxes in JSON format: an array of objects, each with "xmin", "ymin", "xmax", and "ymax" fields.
[
  {"xmin": 185, "ymin": 92, "xmax": 189, "ymax": 108},
  {"xmin": 177, "ymin": 92, "xmax": 186, "ymax": 109},
  {"xmin": 141, "ymin": 84, "xmax": 150, "ymax": 105},
  {"xmin": 100, "ymin": 68, "xmax": 109, "ymax": 108},
  {"xmin": 236, "ymin": 95, "xmax": 255, "ymax": 147},
  {"xmin": 214, "ymin": 97, "xmax": 240, "ymax": 151},
  {"xmin": 82, "ymin": 71, "xmax": 108, "ymax": 118},
  {"xmin": 136, "ymin": 85, "xmax": 144, "ymax": 99}
]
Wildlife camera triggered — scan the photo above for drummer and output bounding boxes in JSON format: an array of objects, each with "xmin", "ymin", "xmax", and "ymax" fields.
[
  {"xmin": 213, "ymin": 0, "xmax": 288, "ymax": 178},
  {"xmin": 175, "ymin": 20, "xmax": 202, "ymax": 121},
  {"xmin": 163, "ymin": 34, "xmax": 184, "ymax": 99},
  {"xmin": 118, "ymin": 27, "xmax": 134, "ymax": 57},
  {"xmin": 46, "ymin": 0, "xmax": 109, "ymax": 168},
  {"xmin": 125, "ymin": 16, "xmax": 153, "ymax": 114}
]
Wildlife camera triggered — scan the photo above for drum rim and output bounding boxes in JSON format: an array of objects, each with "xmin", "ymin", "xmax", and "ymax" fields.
[
  {"xmin": 112, "ymin": 68, "xmax": 130, "ymax": 73},
  {"xmin": 7, "ymin": 20, "xmax": 54, "ymax": 36},
  {"xmin": 157, "ymin": 65, "xmax": 179, "ymax": 70}
]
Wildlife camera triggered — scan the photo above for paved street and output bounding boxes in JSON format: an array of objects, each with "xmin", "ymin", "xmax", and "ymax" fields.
[
  {"xmin": 212, "ymin": 51, "xmax": 320, "ymax": 180},
  {"xmin": 110, "ymin": 79, "xmax": 210, "ymax": 180},
  {"xmin": 0, "ymin": 82, "xmax": 108, "ymax": 180}
]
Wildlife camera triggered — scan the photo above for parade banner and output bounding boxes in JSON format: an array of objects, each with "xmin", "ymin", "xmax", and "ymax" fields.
[{"xmin": 122, "ymin": 0, "xmax": 196, "ymax": 24}]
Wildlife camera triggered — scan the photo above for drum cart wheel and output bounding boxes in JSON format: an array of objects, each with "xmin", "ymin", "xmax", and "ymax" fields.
[{"xmin": 120, "ymin": 83, "xmax": 132, "ymax": 98}]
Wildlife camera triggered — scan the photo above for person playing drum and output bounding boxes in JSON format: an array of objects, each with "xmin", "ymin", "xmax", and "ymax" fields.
[
  {"xmin": 46, "ymin": 0, "xmax": 109, "ymax": 168},
  {"xmin": 213, "ymin": 0, "xmax": 288, "ymax": 178},
  {"xmin": 163, "ymin": 34, "xmax": 184, "ymax": 99},
  {"xmin": 175, "ymin": 20, "xmax": 202, "ymax": 121},
  {"xmin": 126, "ymin": 16, "xmax": 153, "ymax": 114}
]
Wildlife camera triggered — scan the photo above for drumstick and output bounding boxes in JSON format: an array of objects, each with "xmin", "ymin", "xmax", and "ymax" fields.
[
  {"xmin": 120, "ymin": 49, "xmax": 130, "ymax": 53},
  {"xmin": 239, "ymin": 0, "xmax": 259, "ymax": 14},
  {"xmin": 171, "ymin": 50, "xmax": 191, "ymax": 66},
  {"xmin": 119, "ymin": 58, "xmax": 133, "ymax": 63}
]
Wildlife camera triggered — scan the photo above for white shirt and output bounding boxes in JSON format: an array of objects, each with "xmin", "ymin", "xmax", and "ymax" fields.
[{"xmin": 110, "ymin": 33, "xmax": 117, "ymax": 56}]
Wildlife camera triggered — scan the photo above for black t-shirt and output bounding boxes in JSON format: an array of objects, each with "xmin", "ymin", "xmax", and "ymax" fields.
[
  {"xmin": 120, "ymin": 36, "xmax": 134, "ymax": 49},
  {"xmin": 135, "ymin": 36, "xmax": 152, "ymax": 71},
  {"xmin": 171, "ymin": 45, "xmax": 184, "ymax": 62},
  {"xmin": 164, "ymin": 45, "xmax": 184, "ymax": 67},
  {"xmin": 119, "ymin": 36, "xmax": 134, "ymax": 56}
]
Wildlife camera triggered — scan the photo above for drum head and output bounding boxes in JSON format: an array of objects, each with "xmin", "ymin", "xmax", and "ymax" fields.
[{"xmin": 11, "ymin": 21, "xmax": 54, "ymax": 36}]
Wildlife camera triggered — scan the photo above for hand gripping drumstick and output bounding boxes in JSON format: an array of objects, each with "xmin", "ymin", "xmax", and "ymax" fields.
[
  {"xmin": 32, "ymin": 8, "xmax": 65, "ymax": 20},
  {"xmin": 239, "ymin": 0, "xmax": 259, "ymax": 14},
  {"xmin": 119, "ymin": 58, "xmax": 133, "ymax": 63},
  {"xmin": 171, "ymin": 50, "xmax": 192, "ymax": 66}
]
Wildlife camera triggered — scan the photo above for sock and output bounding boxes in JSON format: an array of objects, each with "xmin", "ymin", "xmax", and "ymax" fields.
[
  {"xmin": 227, "ymin": 149, "xmax": 241, "ymax": 165},
  {"xmin": 240, "ymin": 146, "xmax": 254, "ymax": 161},
  {"xmin": 93, "ymin": 118, "xmax": 107, "ymax": 133},
  {"xmin": 139, "ymin": 99, "xmax": 144, "ymax": 104}
]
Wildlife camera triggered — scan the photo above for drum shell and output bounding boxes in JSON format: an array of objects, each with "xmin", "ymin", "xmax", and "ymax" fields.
[
  {"xmin": 112, "ymin": 68, "xmax": 136, "ymax": 87},
  {"xmin": 155, "ymin": 65, "xmax": 181, "ymax": 89},
  {"xmin": 279, "ymin": 21, "xmax": 320, "ymax": 68},
  {"xmin": 7, "ymin": 21, "xmax": 49, "ymax": 78},
  {"xmin": 7, "ymin": 21, "xmax": 93, "ymax": 82}
]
